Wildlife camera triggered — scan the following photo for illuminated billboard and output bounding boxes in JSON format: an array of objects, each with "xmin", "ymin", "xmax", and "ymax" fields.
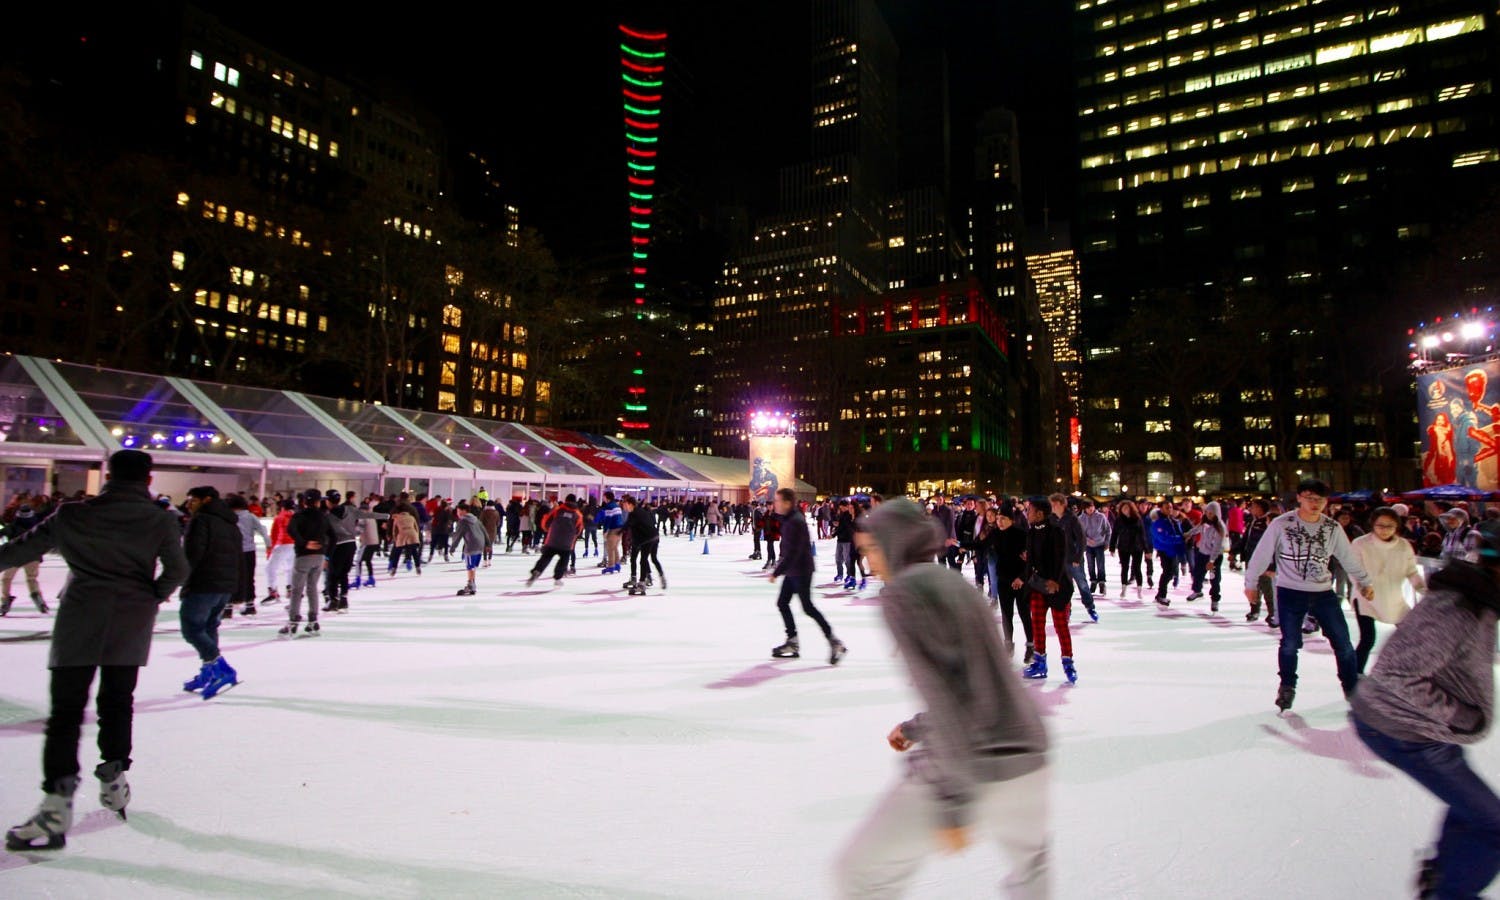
[{"xmin": 1417, "ymin": 359, "xmax": 1500, "ymax": 489}]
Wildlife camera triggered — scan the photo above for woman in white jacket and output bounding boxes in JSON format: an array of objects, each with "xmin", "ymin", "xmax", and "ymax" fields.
[{"xmin": 1350, "ymin": 507, "xmax": 1424, "ymax": 674}]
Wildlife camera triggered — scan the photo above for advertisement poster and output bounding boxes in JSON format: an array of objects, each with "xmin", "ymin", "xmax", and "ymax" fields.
[
  {"xmin": 527, "ymin": 426, "xmax": 674, "ymax": 481},
  {"xmin": 749, "ymin": 435, "xmax": 795, "ymax": 501},
  {"xmin": 1418, "ymin": 360, "xmax": 1500, "ymax": 489}
]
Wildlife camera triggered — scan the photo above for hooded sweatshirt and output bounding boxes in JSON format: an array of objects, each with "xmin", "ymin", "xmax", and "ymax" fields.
[
  {"xmin": 1352, "ymin": 560, "xmax": 1499, "ymax": 744},
  {"xmin": 1351, "ymin": 530, "xmax": 1422, "ymax": 623},
  {"xmin": 863, "ymin": 499, "xmax": 1049, "ymax": 829},
  {"xmin": 1185, "ymin": 502, "xmax": 1227, "ymax": 559}
]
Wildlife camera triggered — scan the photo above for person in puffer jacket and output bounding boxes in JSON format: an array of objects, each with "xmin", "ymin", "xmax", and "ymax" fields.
[
  {"xmin": 1184, "ymin": 500, "xmax": 1228, "ymax": 609},
  {"xmin": 837, "ymin": 498, "xmax": 1049, "ymax": 898},
  {"xmin": 1352, "ymin": 520, "xmax": 1500, "ymax": 900}
]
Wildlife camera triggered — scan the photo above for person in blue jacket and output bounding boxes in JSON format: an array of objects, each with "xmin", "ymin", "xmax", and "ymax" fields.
[{"xmin": 1150, "ymin": 502, "xmax": 1187, "ymax": 607}]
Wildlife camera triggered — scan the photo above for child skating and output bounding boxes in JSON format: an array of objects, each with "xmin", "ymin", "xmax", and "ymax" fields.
[{"xmin": 449, "ymin": 503, "xmax": 488, "ymax": 596}]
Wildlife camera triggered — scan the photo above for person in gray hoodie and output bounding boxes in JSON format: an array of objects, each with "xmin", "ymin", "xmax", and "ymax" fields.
[
  {"xmin": 1184, "ymin": 500, "xmax": 1228, "ymax": 610},
  {"xmin": 448, "ymin": 503, "xmax": 488, "ymax": 596},
  {"xmin": 1352, "ymin": 519, "xmax": 1500, "ymax": 900},
  {"xmin": 837, "ymin": 498, "xmax": 1050, "ymax": 899}
]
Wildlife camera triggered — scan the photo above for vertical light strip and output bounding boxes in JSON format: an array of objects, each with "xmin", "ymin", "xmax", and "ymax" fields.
[{"xmin": 619, "ymin": 23, "xmax": 666, "ymax": 433}]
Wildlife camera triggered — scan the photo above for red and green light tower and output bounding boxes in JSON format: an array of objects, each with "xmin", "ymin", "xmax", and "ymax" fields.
[{"xmin": 619, "ymin": 24, "xmax": 666, "ymax": 433}]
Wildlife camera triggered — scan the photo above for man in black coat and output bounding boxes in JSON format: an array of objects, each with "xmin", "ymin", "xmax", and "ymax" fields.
[
  {"xmin": 768, "ymin": 489, "xmax": 846, "ymax": 665},
  {"xmin": 4, "ymin": 450, "xmax": 188, "ymax": 850},
  {"xmin": 179, "ymin": 486, "xmax": 243, "ymax": 701}
]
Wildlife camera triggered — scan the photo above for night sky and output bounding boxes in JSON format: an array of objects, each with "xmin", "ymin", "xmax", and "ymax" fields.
[{"xmin": 194, "ymin": 1, "xmax": 1074, "ymax": 260}]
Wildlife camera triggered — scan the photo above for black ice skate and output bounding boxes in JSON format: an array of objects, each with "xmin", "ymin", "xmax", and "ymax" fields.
[
  {"xmin": 772, "ymin": 637, "xmax": 800, "ymax": 659},
  {"xmin": 0, "ymin": 594, "xmax": 11, "ymax": 616},
  {"xmin": 31, "ymin": 593, "xmax": 49, "ymax": 614},
  {"xmin": 829, "ymin": 639, "xmax": 848, "ymax": 666},
  {"xmin": 1275, "ymin": 685, "xmax": 1295, "ymax": 712}
]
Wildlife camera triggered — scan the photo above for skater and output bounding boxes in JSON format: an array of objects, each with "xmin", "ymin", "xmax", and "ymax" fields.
[
  {"xmin": 991, "ymin": 503, "xmax": 1036, "ymax": 663},
  {"xmin": 1054, "ymin": 494, "xmax": 1097, "ymax": 622},
  {"xmin": 426, "ymin": 499, "xmax": 453, "ymax": 564},
  {"xmin": 1184, "ymin": 501, "xmax": 1227, "ymax": 610},
  {"xmin": 527, "ymin": 494, "xmax": 582, "ymax": 587},
  {"xmin": 504, "ymin": 496, "xmax": 523, "ymax": 553},
  {"xmin": 2, "ymin": 450, "xmax": 188, "ymax": 850},
  {"xmin": 355, "ymin": 500, "xmax": 382, "ymax": 589},
  {"xmin": 762, "ymin": 503, "xmax": 781, "ymax": 570},
  {"xmin": 768, "ymin": 488, "xmax": 846, "ymax": 664},
  {"xmin": 1150, "ymin": 503, "xmax": 1187, "ymax": 607},
  {"xmin": 621, "ymin": 496, "xmax": 665, "ymax": 592},
  {"xmin": 449, "ymin": 504, "xmax": 488, "ymax": 596},
  {"xmin": 599, "ymin": 492, "xmax": 625, "ymax": 573},
  {"xmin": 1109, "ymin": 499, "xmax": 1148, "ymax": 600},
  {"xmin": 325, "ymin": 491, "xmax": 386, "ymax": 611},
  {"xmin": 480, "ymin": 501, "xmax": 500, "ymax": 566},
  {"xmin": 178, "ymin": 487, "xmax": 241, "ymax": 700},
  {"xmin": 265, "ymin": 499, "xmax": 296, "ymax": 606},
  {"xmin": 1352, "ymin": 519, "xmax": 1500, "ymax": 900},
  {"xmin": 0, "ymin": 500, "xmax": 50, "ymax": 615},
  {"xmin": 838, "ymin": 497, "xmax": 1049, "ymax": 899},
  {"xmin": 834, "ymin": 500, "xmax": 857, "ymax": 588},
  {"xmin": 226, "ymin": 495, "xmax": 267, "ymax": 617},
  {"xmin": 387, "ymin": 504, "xmax": 422, "ymax": 576},
  {"xmin": 1244, "ymin": 478, "xmax": 1373, "ymax": 712},
  {"xmin": 1350, "ymin": 507, "xmax": 1423, "ymax": 674},
  {"xmin": 1080, "ymin": 498, "xmax": 1111, "ymax": 595},
  {"xmin": 1243, "ymin": 499, "xmax": 1278, "ymax": 624},
  {"xmin": 283, "ymin": 489, "xmax": 333, "ymax": 638},
  {"xmin": 1020, "ymin": 498, "xmax": 1076, "ymax": 683}
]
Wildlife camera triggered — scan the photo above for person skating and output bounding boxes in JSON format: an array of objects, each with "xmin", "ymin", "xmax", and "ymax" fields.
[
  {"xmin": 178, "ymin": 487, "xmax": 241, "ymax": 700},
  {"xmin": 1243, "ymin": 499, "xmax": 1278, "ymax": 624},
  {"xmin": 480, "ymin": 501, "xmax": 500, "ymax": 567},
  {"xmin": 1350, "ymin": 507, "xmax": 1424, "ymax": 674},
  {"xmin": 3, "ymin": 450, "xmax": 188, "ymax": 850},
  {"xmin": 1109, "ymin": 499, "xmax": 1148, "ymax": 600},
  {"xmin": 1244, "ymin": 478, "xmax": 1374, "ymax": 712},
  {"xmin": 504, "ymin": 496, "xmax": 523, "ymax": 554},
  {"xmin": 837, "ymin": 498, "xmax": 1050, "ymax": 899},
  {"xmin": 1079, "ymin": 498, "xmax": 1111, "ymax": 595},
  {"xmin": 621, "ymin": 496, "xmax": 666, "ymax": 593},
  {"xmin": 1351, "ymin": 519, "xmax": 1500, "ymax": 900},
  {"xmin": 449, "ymin": 504, "xmax": 488, "ymax": 596},
  {"xmin": 1150, "ymin": 503, "xmax": 1187, "ymax": 607},
  {"xmin": 991, "ymin": 503, "xmax": 1035, "ymax": 663},
  {"xmin": 834, "ymin": 500, "xmax": 857, "ymax": 589},
  {"xmin": 225, "ymin": 495, "xmax": 267, "ymax": 617},
  {"xmin": 768, "ymin": 488, "xmax": 846, "ymax": 664},
  {"xmin": 1054, "ymin": 494, "xmax": 1097, "ymax": 622},
  {"xmin": 0, "ymin": 500, "xmax": 50, "ymax": 615},
  {"xmin": 598, "ymin": 492, "xmax": 625, "ymax": 574},
  {"xmin": 354, "ymin": 500, "xmax": 382, "ymax": 589},
  {"xmin": 324, "ymin": 492, "xmax": 386, "ymax": 612},
  {"xmin": 1184, "ymin": 501, "xmax": 1228, "ymax": 611},
  {"xmin": 386, "ymin": 503, "xmax": 423, "ymax": 576},
  {"xmin": 526, "ymin": 494, "xmax": 582, "ymax": 587},
  {"xmin": 265, "ymin": 499, "xmax": 296, "ymax": 605},
  {"xmin": 1020, "ymin": 498, "xmax": 1076, "ymax": 684},
  {"xmin": 283, "ymin": 489, "xmax": 333, "ymax": 639}
]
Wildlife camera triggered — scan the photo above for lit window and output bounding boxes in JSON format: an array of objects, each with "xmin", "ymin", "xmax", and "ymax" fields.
[
  {"xmin": 1427, "ymin": 16, "xmax": 1484, "ymax": 43},
  {"xmin": 887, "ymin": 236, "xmax": 906, "ymax": 248},
  {"xmin": 171, "ymin": 251, "xmax": 185, "ymax": 271},
  {"xmin": 317, "ymin": 316, "xmax": 328, "ymax": 332},
  {"xmin": 190, "ymin": 51, "xmax": 203, "ymax": 70},
  {"xmin": 226, "ymin": 67, "xmax": 240, "ymax": 87},
  {"xmin": 328, "ymin": 141, "xmax": 339, "ymax": 158},
  {"xmin": 184, "ymin": 106, "xmax": 197, "ymax": 125},
  {"xmin": 1369, "ymin": 28, "xmax": 1422, "ymax": 54},
  {"xmin": 1454, "ymin": 149, "xmax": 1500, "ymax": 168},
  {"xmin": 1315, "ymin": 41, "xmax": 1365, "ymax": 65},
  {"xmin": 213, "ymin": 62, "xmax": 227, "ymax": 81}
]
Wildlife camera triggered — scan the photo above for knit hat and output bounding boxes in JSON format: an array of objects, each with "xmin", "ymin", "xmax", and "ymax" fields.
[{"xmin": 1392, "ymin": 503, "xmax": 1409, "ymax": 519}]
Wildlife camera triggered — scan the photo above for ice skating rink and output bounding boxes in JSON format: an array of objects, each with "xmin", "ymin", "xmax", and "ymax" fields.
[{"xmin": 0, "ymin": 534, "xmax": 1482, "ymax": 898}]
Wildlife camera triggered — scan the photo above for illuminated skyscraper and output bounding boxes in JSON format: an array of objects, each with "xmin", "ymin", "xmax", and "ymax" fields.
[{"xmin": 1073, "ymin": 0, "xmax": 1500, "ymax": 495}]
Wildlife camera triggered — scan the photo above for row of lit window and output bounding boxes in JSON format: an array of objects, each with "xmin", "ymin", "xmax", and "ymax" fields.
[
  {"xmin": 1095, "ymin": 3, "xmax": 1403, "ymax": 48},
  {"xmin": 192, "ymin": 319, "xmax": 309, "ymax": 353},
  {"xmin": 1089, "ymin": 97, "xmax": 1445, "ymax": 165},
  {"xmin": 187, "ymin": 196, "xmax": 315, "ymax": 249},
  {"xmin": 1088, "ymin": 16, "xmax": 1485, "ymax": 85},
  {"xmin": 192, "ymin": 290, "xmax": 320, "ymax": 330},
  {"xmin": 1083, "ymin": 1, "xmax": 1400, "ymax": 32},
  {"xmin": 190, "ymin": 52, "xmax": 239, "ymax": 87},
  {"xmin": 193, "ymin": 90, "xmax": 342, "ymax": 159},
  {"xmin": 1087, "ymin": 129, "xmax": 1497, "ymax": 192}
]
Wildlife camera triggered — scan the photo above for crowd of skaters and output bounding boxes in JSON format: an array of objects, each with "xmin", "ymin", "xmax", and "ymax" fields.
[{"xmin": 4, "ymin": 453, "xmax": 1500, "ymax": 897}]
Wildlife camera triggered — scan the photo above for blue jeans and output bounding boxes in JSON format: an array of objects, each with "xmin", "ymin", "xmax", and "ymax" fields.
[
  {"xmin": 1354, "ymin": 715, "xmax": 1500, "ymax": 898},
  {"xmin": 1276, "ymin": 587, "xmax": 1357, "ymax": 694},
  {"xmin": 1189, "ymin": 550, "xmax": 1222, "ymax": 600},
  {"xmin": 1067, "ymin": 562, "xmax": 1095, "ymax": 609},
  {"xmin": 1085, "ymin": 546, "xmax": 1107, "ymax": 585},
  {"xmin": 180, "ymin": 592, "xmax": 231, "ymax": 662},
  {"xmin": 986, "ymin": 557, "xmax": 1000, "ymax": 601}
]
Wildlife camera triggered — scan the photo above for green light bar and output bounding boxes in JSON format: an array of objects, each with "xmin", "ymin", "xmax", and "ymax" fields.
[
  {"xmin": 627, "ymin": 162, "xmax": 656, "ymax": 171},
  {"xmin": 632, "ymin": 368, "xmax": 645, "ymax": 375},
  {"xmin": 622, "ymin": 73, "xmax": 664, "ymax": 88},
  {"xmin": 633, "ymin": 252, "xmax": 649, "ymax": 259},
  {"xmin": 634, "ymin": 282, "xmax": 646, "ymax": 290},
  {"xmin": 626, "ymin": 133, "xmax": 659, "ymax": 143},
  {"xmin": 629, "ymin": 192, "xmax": 654, "ymax": 201},
  {"xmin": 623, "ymin": 104, "xmax": 660, "ymax": 116},
  {"xmin": 631, "ymin": 222, "xmax": 651, "ymax": 230},
  {"xmin": 624, "ymin": 403, "xmax": 649, "ymax": 412},
  {"xmin": 621, "ymin": 44, "xmax": 666, "ymax": 60}
]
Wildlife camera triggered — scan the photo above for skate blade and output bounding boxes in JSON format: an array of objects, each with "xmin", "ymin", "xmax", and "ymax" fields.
[
  {"xmin": 202, "ymin": 681, "xmax": 242, "ymax": 700},
  {"xmin": 6, "ymin": 833, "xmax": 65, "ymax": 851}
]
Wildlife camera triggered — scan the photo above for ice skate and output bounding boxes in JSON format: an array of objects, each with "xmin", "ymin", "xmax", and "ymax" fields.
[
  {"xmin": 31, "ymin": 592, "xmax": 49, "ymax": 614},
  {"xmin": 1023, "ymin": 643, "xmax": 1035, "ymax": 665},
  {"xmin": 1156, "ymin": 596, "xmax": 1170, "ymax": 608},
  {"xmin": 1275, "ymin": 685, "xmax": 1295, "ymax": 712},
  {"xmin": 1267, "ymin": 614, "xmax": 1280, "ymax": 628},
  {"xmin": 278, "ymin": 620, "xmax": 301, "ymax": 639},
  {"xmin": 659, "ymin": 575, "xmax": 667, "ymax": 591},
  {"xmin": 1023, "ymin": 652, "xmax": 1048, "ymax": 680},
  {"xmin": 1186, "ymin": 591, "xmax": 1203, "ymax": 602},
  {"xmin": 553, "ymin": 578, "xmax": 564, "ymax": 588},
  {"xmin": 303, "ymin": 621, "xmax": 321, "ymax": 637},
  {"xmin": 1061, "ymin": 656, "xmax": 1078, "ymax": 685},
  {"xmin": 0, "ymin": 594, "xmax": 12, "ymax": 616},
  {"xmin": 263, "ymin": 588, "xmax": 280, "ymax": 604},
  {"xmin": 1246, "ymin": 603, "xmax": 1261, "ymax": 622},
  {"xmin": 627, "ymin": 583, "xmax": 647, "ymax": 596},
  {"xmin": 5, "ymin": 777, "xmax": 76, "ymax": 851},
  {"xmin": 242, "ymin": 602, "xmax": 257, "ymax": 616},
  {"xmin": 95, "ymin": 762, "xmax": 130, "ymax": 819},
  {"xmin": 525, "ymin": 571, "xmax": 539, "ymax": 587},
  {"xmin": 1119, "ymin": 583, "xmax": 1127, "ymax": 598},
  {"xmin": 1087, "ymin": 605, "xmax": 1099, "ymax": 623},
  {"xmin": 221, "ymin": 605, "xmax": 233, "ymax": 620},
  {"xmin": 771, "ymin": 637, "xmax": 800, "ymax": 659},
  {"xmin": 843, "ymin": 576, "xmax": 856, "ymax": 591},
  {"xmin": 201, "ymin": 657, "xmax": 238, "ymax": 699},
  {"xmin": 362, "ymin": 576, "xmax": 376, "ymax": 588},
  {"xmin": 829, "ymin": 639, "xmax": 848, "ymax": 666},
  {"xmin": 183, "ymin": 661, "xmax": 215, "ymax": 692},
  {"xmin": 1210, "ymin": 598, "xmax": 1220, "ymax": 613},
  {"xmin": 858, "ymin": 577, "xmax": 868, "ymax": 591},
  {"xmin": 456, "ymin": 585, "xmax": 476, "ymax": 596}
]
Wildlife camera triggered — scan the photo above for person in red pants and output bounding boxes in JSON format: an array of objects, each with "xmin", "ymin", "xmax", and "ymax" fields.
[{"xmin": 1017, "ymin": 498, "xmax": 1077, "ymax": 684}]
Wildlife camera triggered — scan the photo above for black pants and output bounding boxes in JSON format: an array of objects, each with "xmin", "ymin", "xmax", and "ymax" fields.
[
  {"xmin": 427, "ymin": 532, "xmax": 450, "ymax": 563},
  {"xmin": 1119, "ymin": 547, "xmax": 1144, "ymax": 587},
  {"xmin": 236, "ymin": 550, "xmax": 257, "ymax": 604},
  {"xmin": 973, "ymin": 548, "xmax": 988, "ymax": 591},
  {"xmin": 359, "ymin": 545, "xmax": 379, "ymax": 581},
  {"xmin": 1356, "ymin": 612, "xmax": 1378, "ymax": 674},
  {"xmin": 44, "ymin": 665, "xmax": 139, "ymax": 792},
  {"xmin": 631, "ymin": 538, "xmax": 663, "ymax": 582},
  {"xmin": 997, "ymin": 580, "xmax": 1035, "ymax": 646},
  {"xmin": 325, "ymin": 542, "xmax": 357, "ymax": 599},
  {"xmin": 765, "ymin": 538, "xmax": 777, "ymax": 566},
  {"xmin": 944, "ymin": 546, "xmax": 963, "ymax": 570},
  {"xmin": 776, "ymin": 575, "xmax": 833, "ymax": 641},
  {"xmin": 388, "ymin": 544, "xmax": 422, "ymax": 574},
  {"xmin": 531, "ymin": 547, "xmax": 570, "ymax": 580}
]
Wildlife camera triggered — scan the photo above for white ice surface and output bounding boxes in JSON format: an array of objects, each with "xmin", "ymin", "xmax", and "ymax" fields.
[{"xmin": 0, "ymin": 534, "xmax": 1482, "ymax": 898}]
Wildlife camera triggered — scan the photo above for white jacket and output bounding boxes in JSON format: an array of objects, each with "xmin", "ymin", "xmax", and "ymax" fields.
[{"xmin": 1351, "ymin": 532, "xmax": 1422, "ymax": 624}]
